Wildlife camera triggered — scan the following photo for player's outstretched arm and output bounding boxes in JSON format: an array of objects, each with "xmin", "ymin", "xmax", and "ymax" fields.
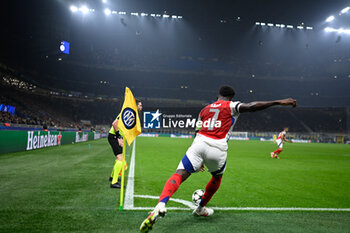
[
  {"xmin": 239, "ymin": 98, "xmax": 297, "ymax": 113},
  {"xmin": 285, "ymin": 138, "xmax": 293, "ymax": 143}
]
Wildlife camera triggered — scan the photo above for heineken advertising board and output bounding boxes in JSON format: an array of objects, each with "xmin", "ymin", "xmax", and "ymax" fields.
[{"xmin": 0, "ymin": 130, "xmax": 99, "ymax": 154}]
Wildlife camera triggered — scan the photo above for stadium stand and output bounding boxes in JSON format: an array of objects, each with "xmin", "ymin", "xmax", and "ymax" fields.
[{"xmin": 1, "ymin": 67, "xmax": 347, "ymax": 134}]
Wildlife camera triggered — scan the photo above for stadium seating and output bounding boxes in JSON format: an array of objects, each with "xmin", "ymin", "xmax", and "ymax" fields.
[
  {"xmin": 1, "ymin": 79, "xmax": 346, "ymax": 133},
  {"xmin": 0, "ymin": 64, "xmax": 348, "ymax": 134}
]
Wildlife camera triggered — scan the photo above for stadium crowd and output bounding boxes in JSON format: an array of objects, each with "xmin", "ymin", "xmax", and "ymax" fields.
[
  {"xmin": 1, "ymin": 82, "xmax": 347, "ymax": 134},
  {"xmin": 0, "ymin": 65, "xmax": 348, "ymax": 134}
]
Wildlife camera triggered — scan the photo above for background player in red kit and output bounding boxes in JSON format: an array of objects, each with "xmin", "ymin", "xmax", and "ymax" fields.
[
  {"xmin": 271, "ymin": 127, "xmax": 293, "ymax": 159},
  {"xmin": 140, "ymin": 86, "xmax": 297, "ymax": 233}
]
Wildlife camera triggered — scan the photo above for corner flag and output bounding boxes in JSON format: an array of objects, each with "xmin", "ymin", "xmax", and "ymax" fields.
[
  {"xmin": 118, "ymin": 87, "xmax": 141, "ymax": 211},
  {"xmin": 118, "ymin": 87, "xmax": 141, "ymax": 145}
]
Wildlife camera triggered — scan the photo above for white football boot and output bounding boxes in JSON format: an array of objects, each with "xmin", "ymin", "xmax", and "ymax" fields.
[
  {"xmin": 192, "ymin": 206, "xmax": 214, "ymax": 217},
  {"xmin": 140, "ymin": 202, "xmax": 167, "ymax": 233}
]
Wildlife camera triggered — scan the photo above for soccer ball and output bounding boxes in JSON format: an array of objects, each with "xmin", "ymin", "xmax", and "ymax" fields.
[{"xmin": 192, "ymin": 189, "xmax": 204, "ymax": 206}]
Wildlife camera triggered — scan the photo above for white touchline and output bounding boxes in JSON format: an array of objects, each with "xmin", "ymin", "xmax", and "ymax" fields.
[
  {"xmin": 124, "ymin": 140, "xmax": 136, "ymax": 209},
  {"xmin": 132, "ymin": 195, "xmax": 350, "ymax": 212},
  {"xmin": 123, "ymin": 139, "xmax": 350, "ymax": 212},
  {"xmin": 124, "ymin": 206, "xmax": 350, "ymax": 211}
]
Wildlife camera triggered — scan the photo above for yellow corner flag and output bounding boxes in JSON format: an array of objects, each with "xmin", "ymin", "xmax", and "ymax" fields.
[
  {"xmin": 118, "ymin": 87, "xmax": 141, "ymax": 211},
  {"xmin": 117, "ymin": 87, "xmax": 142, "ymax": 146}
]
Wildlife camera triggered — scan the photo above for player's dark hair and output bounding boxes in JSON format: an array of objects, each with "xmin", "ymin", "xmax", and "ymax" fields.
[
  {"xmin": 135, "ymin": 99, "xmax": 141, "ymax": 104},
  {"xmin": 219, "ymin": 85, "xmax": 235, "ymax": 99}
]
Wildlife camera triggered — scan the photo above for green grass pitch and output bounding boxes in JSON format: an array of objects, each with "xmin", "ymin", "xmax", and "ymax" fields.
[{"xmin": 0, "ymin": 137, "xmax": 349, "ymax": 232}]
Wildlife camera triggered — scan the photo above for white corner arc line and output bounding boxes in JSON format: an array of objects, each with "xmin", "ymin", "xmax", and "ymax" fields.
[
  {"xmin": 124, "ymin": 140, "xmax": 136, "ymax": 209},
  {"xmin": 129, "ymin": 207, "xmax": 190, "ymax": 211},
  {"xmin": 134, "ymin": 194, "xmax": 197, "ymax": 209}
]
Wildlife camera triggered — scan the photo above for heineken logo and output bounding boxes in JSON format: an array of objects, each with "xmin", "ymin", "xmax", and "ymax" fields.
[
  {"xmin": 26, "ymin": 131, "xmax": 61, "ymax": 151},
  {"xmin": 122, "ymin": 108, "xmax": 136, "ymax": 129}
]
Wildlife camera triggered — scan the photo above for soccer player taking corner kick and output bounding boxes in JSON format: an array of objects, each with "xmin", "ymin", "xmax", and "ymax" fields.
[
  {"xmin": 271, "ymin": 127, "xmax": 293, "ymax": 159},
  {"xmin": 140, "ymin": 85, "xmax": 296, "ymax": 233},
  {"xmin": 108, "ymin": 99, "xmax": 142, "ymax": 188}
]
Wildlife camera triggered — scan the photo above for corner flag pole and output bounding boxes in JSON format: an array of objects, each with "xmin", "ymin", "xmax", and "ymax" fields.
[{"xmin": 119, "ymin": 136, "xmax": 126, "ymax": 211}]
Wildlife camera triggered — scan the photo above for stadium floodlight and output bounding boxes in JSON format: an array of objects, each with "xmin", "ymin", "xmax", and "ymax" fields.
[
  {"xmin": 156, "ymin": 14, "xmax": 162, "ymax": 17},
  {"xmin": 80, "ymin": 6, "xmax": 89, "ymax": 14},
  {"xmin": 131, "ymin": 12, "xmax": 139, "ymax": 16},
  {"xmin": 324, "ymin": 27, "xmax": 336, "ymax": 32},
  {"xmin": 335, "ymin": 28, "xmax": 350, "ymax": 34},
  {"xmin": 102, "ymin": 0, "xmax": 107, "ymax": 3},
  {"xmin": 326, "ymin": 15, "xmax": 335, "ymax": 22},
  {"xmin": 324, "ymin": 27, "xmax": 331, "ymax": 32},
  {"xmin": 340, "ymin": 7, "xmax": 350, "ymax": 14},
  {"xmin": 287, "ymin": 25, "xmax": 293, "ymax": 28},
  {"xmin": 178, "ymin": 16, "xmax": 183, "ymax": 19},
  {"xmin": 306, "ymin": 26, "xmax": 313, "ymax": 30},
  {"xmin": 267, "ymin": 23, "xmax": 273, "ymax": 27},
  {"xmin": 70, "ymin": 5, "xmax": 78, "ymax": 12},
  {"xmin": 276, "ymin": 24, "xmax": 281, "ymax": 27},
  {"xmin": 297, "ymin": 26, "xmax": 304, "ymax": 30},
  {"xmin": 172, "ymin": 15, "xmax": 177, "ymax": 19},
  {"xmin": 280, "ymin": 24, "xmax": 285, "ymax": 28},
  {"xmin": 141, "ymin": 13, "xmax": 148, "ymax": 16},
  {"xmin": 163, "ymin": 14, "xmax": 170, "ymax": 18},
  {"xmin": 255, "ymin": 22, "xmax": 260, "ymax": 25},
  {"xmin": 89, "ymin": 9, "xmax": 95, "ymax": 12},
  {"xmin": 118, "ymin": 11, "xmax": 126, "ymax": 15},
  {"xmin": 260, "ymin": 22, "xmax": 266, "ymax": 26},
  {"xmin": 150, "ymin": 14, "xmax": 156, "ymax": 17},
  {"xmin": 112, "ymin": 10, "xmax": 117, "ymax": 14},
  {"xmin": 104, "ymin": 8, "xmax": 111, "ymax": 15}
]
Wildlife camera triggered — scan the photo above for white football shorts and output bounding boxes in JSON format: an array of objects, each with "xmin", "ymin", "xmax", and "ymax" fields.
[
  {"xmin": 276, "ymin": 139, "xmax": 283, "ymax": 149},
  {"xmin": 177, "ymin": 134, "xmax": 227, "ymax": 176}
]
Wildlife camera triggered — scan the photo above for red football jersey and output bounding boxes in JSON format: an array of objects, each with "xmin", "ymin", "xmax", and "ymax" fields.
[
  {"xmin": 277, "ymin": 131, "xmax": 286, "ymax": 140},
  {"xmin": 197, "ymin": 100, "xmax": 241, "ymax": 140}
]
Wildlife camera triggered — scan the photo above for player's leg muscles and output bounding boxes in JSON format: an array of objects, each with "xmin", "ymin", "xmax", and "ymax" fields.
[
  {"xmin": 158, "ymin": 169, "xmax": 191, "ymax": 204},
  {"xmin": 199, "ymin": 145, "xmax": 225, "ymax": 207},
  {"xmin": 200, "ymin": 174, "xmax": 222, "ymax": 207},
  {"xmin": 176, "ymin": 169, "xmax": 191, "ymax": 182},
  {"xmin": 158, "ymin": 141, "xmax": 203, "ymax": 204}
]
